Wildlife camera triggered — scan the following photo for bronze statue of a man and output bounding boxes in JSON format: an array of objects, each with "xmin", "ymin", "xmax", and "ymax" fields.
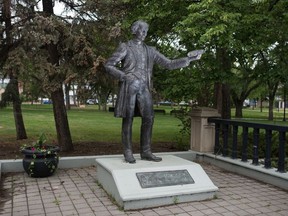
[{"xmin": 105, "ymin": 20, "xmax": 203, "ymax": 163}]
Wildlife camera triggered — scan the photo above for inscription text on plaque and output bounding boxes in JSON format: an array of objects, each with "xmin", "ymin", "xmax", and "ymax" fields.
[{"xmin": 136, "ymin": 169, "xmax": 195, "ymax": 188}]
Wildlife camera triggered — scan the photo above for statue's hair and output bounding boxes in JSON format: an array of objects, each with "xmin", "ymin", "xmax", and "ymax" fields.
[{"xmin": 131, "ymin": 20, "xmax": 149, "ymax": 34}]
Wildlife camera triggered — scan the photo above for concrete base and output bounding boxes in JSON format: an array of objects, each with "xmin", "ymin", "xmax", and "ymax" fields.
[
  {"xmin": 95, "ymin": 155, "xmax": 218, "ymax": 210},
  {"xmin": 198, "ymin": 153, "xmax": 288, "ymax": 191}
]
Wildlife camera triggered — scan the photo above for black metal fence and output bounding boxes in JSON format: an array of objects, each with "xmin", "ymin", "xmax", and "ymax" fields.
[{"xmin": 208, "ymin": 118, "xmax": 287, "ymax": 173}]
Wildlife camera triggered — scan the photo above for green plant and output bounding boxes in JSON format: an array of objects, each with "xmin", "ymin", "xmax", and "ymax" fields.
[
  {"xmin": 174, "ymin": 107, "xmax": 191, "ymax": 150},
  {"xmin": 21, "ymin": 133, "xmax": 48, "ymax": 152},
  {"xmin": 53, "ymin": 198, "xmax": 61, "ymax": 206},
  {"xmin": 173, "ymin": 196, "xmax": 179, "ymax": 204},
  {"xmin": 21, "ymin": 133, "xmax": 59, "ymax": 177}
]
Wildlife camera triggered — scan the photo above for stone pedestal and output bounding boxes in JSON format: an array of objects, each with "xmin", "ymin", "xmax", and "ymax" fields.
[
  {"xmin": 96, "ymin": 155, "xmax": 218, "ymax": 210},
  {"xmin": 190, "ymin": 107, "xmax": 220, "ymax": 153}
]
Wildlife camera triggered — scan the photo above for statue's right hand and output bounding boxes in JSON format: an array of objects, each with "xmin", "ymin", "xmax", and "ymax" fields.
[{"xmin": 187, "ymin": 49, "xmax": 205, "ymax": 61}]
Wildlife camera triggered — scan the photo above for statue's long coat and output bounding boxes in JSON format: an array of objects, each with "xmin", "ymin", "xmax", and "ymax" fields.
[{"xmin": 105, "ymin": 40, "xmax": 191, "ymax": 118}]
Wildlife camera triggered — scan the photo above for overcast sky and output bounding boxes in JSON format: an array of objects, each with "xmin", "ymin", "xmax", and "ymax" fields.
[{"xmin": 54, "ymin": 1, "xmax": 64, "ymax": 15}]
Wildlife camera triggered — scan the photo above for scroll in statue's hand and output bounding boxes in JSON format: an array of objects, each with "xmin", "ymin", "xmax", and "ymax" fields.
[{"xmin": 187, "ymin": 49, "xmax": 205, "ymax": 60}]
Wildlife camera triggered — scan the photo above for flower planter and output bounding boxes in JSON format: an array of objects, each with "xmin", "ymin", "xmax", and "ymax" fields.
[{"xmin": 21, "ymin": 145, "xmax": 60, "ymax": 178}]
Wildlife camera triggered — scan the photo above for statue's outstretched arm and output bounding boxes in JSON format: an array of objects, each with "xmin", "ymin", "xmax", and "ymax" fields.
[{"xmin": 154, "ymin": 49, "xmax": 204, "ymax": 70}]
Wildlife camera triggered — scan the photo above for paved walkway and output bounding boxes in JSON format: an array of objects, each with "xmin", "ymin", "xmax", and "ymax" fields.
[{"xmin": 0, "ymin": 162, "xmax": 288, "ymax": 216}]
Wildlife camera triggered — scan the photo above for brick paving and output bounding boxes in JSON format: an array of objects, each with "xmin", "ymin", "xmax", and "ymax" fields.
[{"xmin": 1, "ymin": 162, "xmax": 288, "ymax": 216}]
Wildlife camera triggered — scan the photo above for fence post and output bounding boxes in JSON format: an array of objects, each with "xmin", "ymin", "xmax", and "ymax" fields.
[{"xmin": 190, "ymin": 107, "xmax": 220, "ymax": 153}]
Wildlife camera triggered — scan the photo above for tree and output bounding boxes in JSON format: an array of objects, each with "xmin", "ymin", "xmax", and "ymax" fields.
[
  {"xmin": 230, "ymin": 52, "xmax": 261, "ymax": 118},
  {"xmin": 1, "ymin": 0, "xmax": 95, "ymax": 149},
  {"xmin": 257, "ymin": 50, "xmax": 280, "ymax": 120},
  {"xmin": 177, "ymin": 1, "xmax": 258, "ymax": 119},
  {"xmin": 252, "ymin": 0, "xmax": 288, "ymax": 120},
  {"xmin": 177, "ymin": 0, "xmax": 288, "ymax": 119},
  {"xmin": 1, "ymin": 0, "xmax": 132, "ymax": 148},
  {"xmin": 25, "ymin": 0, "xmax": 73, "ymax": 151},
  {"xmin": 1, "ymin": 0, "xmax": 27, "ymax": 139}
]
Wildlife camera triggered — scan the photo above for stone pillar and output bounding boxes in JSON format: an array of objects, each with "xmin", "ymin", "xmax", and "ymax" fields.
[{"xmin": 190, "ymin": 107, "xmax": 220, "ymax": 153}]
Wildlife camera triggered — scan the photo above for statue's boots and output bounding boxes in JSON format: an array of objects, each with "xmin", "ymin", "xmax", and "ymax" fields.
[
  {"xmin": 122, "ymin": 117, "xmax": 136, "ymax": 164},
  {"xmin": 141, "ymin": 151, "xmax": 162, "ymax": 162},
  {"xmin": 140, "ymin": 116, "xmax": 162, "ymax": 162},
  {"xmin": 124, "ymin": 149, "xmax": 136, "ymax": 164}
]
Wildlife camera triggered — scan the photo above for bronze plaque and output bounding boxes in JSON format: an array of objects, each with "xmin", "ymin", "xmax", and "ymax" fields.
[{"xmin": 136, "ymin": 169, "xmax": 194, "ymax": 188}]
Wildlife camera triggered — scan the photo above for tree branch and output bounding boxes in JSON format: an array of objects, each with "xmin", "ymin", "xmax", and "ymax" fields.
[{"xmin": 268, "ymin": 0, "xmax": 280, "ymax": 11}]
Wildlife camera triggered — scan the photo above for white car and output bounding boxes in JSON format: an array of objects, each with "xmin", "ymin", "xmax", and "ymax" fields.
[
  {"xmin": 86, "ymin": 99, "xmax": 97, "ymax": 104},
  {"xmin": 179, "ymin": 101, "xmax": 189, "ymax": 106}
]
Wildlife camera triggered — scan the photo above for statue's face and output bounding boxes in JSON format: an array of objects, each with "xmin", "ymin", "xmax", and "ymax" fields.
[{"xmin": 134, "ymin": 23, "xmax": 148, "ymax": 42}]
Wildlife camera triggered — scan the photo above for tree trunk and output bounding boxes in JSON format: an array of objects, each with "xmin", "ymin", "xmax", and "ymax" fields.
[
  {"xmin": 267, "ymin": 82, "xmax": 278, "ymax": 121},
  {"xmin": 214, "ymin": 82, "xmax": 222, "ymax": 114},
  {"xmin": 42, "ymin": 0, "xmax": 54, "ymax": 14},
  {"xmin": 65, "ymin": 84, "xmax": 71, "ymax": 110},
  {"xmin": 72, "ymin": 85, "xmax": 77, "ymax": 106},
  {"xmin": 234, "ymin": 100, "xmax": 243, "ymax": 118},
  {"xmin": 3, "ymin": 0, "xmax": 27, "ymax": 139},
  {"xmin": 10, "ymin": 77, "xmax": 27, "ymax": 139},
  {"xmin": 42, "ymin": 0, "xmax": 73, "ymax": 151},
  {"xmin": 51, "ymin": 88, "xmax": 73, "ymax": 151},
  {"xmin": 222, "ymin": 84, "xmax": 231, "ymax": 119},
  {"xmin": 215, "ymin": 47, "xmax": 231, "ymax": 119},
  {"xmin": 268, "ymin": 81, "xmax": 279, "ymax": 121},
  {"xmin": 230, "ymin": 90, "xmax": 246, "ymax": 119},
  {"xmin": 268, "ymin": 97, "xmax": 274, "ymax": 121}
]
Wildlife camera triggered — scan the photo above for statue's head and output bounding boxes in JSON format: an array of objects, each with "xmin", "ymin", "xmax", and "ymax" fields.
[{"xmin": 131, "ymin": 20, "xmax": 149, "ymax": 42}]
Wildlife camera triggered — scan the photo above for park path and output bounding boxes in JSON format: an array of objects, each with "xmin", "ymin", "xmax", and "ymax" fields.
[{"xmin": 1, "ymin": 162, "xmax": 288, "ymax": 216}]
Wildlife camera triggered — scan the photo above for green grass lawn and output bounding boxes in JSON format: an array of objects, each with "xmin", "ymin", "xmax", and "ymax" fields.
[
  {"xmin": 232, "ymin": 107, "xmax": 288, "ymax": 126},
  {"xmin": 0, "ymin": 104, "xmax": 183, "ymax": 145},
  {"xmin": 1, "ymin": 104, "xmax": 288, "ymax": 146}
]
